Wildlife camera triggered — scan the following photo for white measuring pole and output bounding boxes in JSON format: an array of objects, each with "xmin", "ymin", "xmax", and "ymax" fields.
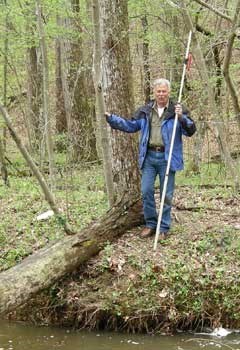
[{"xmin": 153, "ymin": 31, "xmax": 192, "ymax": 251}]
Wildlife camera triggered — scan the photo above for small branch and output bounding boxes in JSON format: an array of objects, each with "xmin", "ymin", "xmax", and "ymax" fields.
[
  {"xmin": 193, "ymin": 0, "xmax": 232, "ymax": 22},
  {"xmin": 195, "ymin": 23, "xmax": 213, "ymax": 36},
  {"xmin": 175, "ymin": 205, "xmax": 222, "ymax": 212}
]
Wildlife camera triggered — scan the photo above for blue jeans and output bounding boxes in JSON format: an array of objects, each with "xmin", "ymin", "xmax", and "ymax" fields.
[{"xmin": 141, "ymin": 150, "xmax": 175, "ymax": 232}]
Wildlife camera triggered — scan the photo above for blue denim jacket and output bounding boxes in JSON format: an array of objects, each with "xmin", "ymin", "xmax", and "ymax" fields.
[{"xmin": 106, "ymin": 99, "xmax": 196, "ymax": 171}]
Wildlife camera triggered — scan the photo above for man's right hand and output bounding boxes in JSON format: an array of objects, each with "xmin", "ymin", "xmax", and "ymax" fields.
[{"xmin": 105, "ymin": 112, "xmax": 111, "ymax": 118}]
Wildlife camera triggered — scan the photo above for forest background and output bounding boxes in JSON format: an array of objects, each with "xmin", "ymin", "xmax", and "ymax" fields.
[{"xmin": 0, "ymin": 0, "xmax": 240, "ymax": 332}]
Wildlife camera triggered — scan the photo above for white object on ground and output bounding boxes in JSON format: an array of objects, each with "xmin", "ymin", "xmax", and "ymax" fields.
[
  {"xmin": 210, "ymin": 327, "xmax": 232, "ymax": 337},
  {"xmin": 36, "ymin": 210, "xmax": 54, "ymax": 221}
]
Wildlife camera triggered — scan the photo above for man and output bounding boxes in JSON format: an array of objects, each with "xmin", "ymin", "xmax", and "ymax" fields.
[{"xmin": 105, "ymin": 78, "xmax": 196, "ymax": 240}]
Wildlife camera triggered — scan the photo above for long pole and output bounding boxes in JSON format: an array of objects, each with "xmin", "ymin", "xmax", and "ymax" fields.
[{"xmin": 153, "ymin": 30, "xmax": 192, "ymax": 251}]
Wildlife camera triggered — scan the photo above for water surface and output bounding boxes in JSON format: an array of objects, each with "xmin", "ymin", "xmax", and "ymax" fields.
[{"xmin": 0, "ymin": 321, "xmax": 239, "ymax": 350}]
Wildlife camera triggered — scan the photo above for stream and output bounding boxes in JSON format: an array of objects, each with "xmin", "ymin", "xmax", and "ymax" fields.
[{"xmin": 0, "ymin": 321, "xmax": 240, "ymax": 350}]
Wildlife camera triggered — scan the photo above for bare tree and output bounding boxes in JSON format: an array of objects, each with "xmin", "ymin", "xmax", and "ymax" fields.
[
  {"xmin": 0, "ymin": 0, "xmax": 9, "ymax": 186},
  {"xmin": 92, "ymin": 0, "xmax": 114, "ymax": 205},
  {"xmin": 36, "ymin": 0, "xmax": 55, "ymax": 188},
  {"xmin": 26, "ymin": 43, "xmax": 43, "ymax": 150},
  {"xmin": 25, "ymin": 2, "xmax": 43, "ymax": 152},
  {"xmin": 193, "ymin": 0, "xmax": 232, "ymax": 22},
  {"xmin": 141, "ymin": 14, "xmax": 151, "ymax": 103},
  {"xmin": 222, "ymin": 0, "xmax": 240, "ymax": 129},
  {"xmin": 68, "ymin": 0, "xmax": 96, "ymax": 162},
  {"xmin": 55, "ymin": 15, "xmax": 68, "ymax": 133},
  {"xmin": 55, "ymin": 14, "xmax": 72, "ymax": 135},
  {"xmin": 0, "ymin": 139, "xmax": 8, "ymax": 186},
  {"xmin": 181, "ymin": 3, "xmax": 240, "ymax": 189}
]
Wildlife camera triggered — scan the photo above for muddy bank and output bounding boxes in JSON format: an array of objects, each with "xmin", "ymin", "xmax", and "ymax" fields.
[{"xmin": 7, "ymin": 185, "xmax": 240, "ymax": 333}]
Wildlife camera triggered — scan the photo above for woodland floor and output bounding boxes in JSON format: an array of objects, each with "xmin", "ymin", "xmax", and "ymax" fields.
[
  {"xmin": 1, "ymin": 106, "xmax": 240, "ymax": 334},
  {"xmin": 8, "ymin": 182, "xmax": 240, "ymax": 334}
]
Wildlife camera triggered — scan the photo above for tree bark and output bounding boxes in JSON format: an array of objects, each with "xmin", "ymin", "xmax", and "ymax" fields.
[
  {"xmin": 0, "ymin": 194, "xmax": 143, "ymax": 315},
  {"xmin": 68, "ymin": 0, "xmax": 97, "ymax": 162},
  {"xmin": 36, "ymin": 0, "xmax": 55, "ymax": 188},
  {"xmin": 191, "ymin": 115, "xmax": 207, "ymax": 173},
  {"xmin": 92, "ymin": 0, "xmax": 115, "ymax": 206},
  {"xmin": 0, "ymin": 0, "xmax": 9, "ymax": 186},
  {"xmin": 57, "ymin": 16, "xmax": 72, "ymax": 134},
  {"xmin": 100, "ymin": 0, "xmax": 141, "ymax": 200},
  {"xmin": 26, "ymin": 45, "xmax": 43, "ymax": 150},
  {"xmin": 55, "ymin": 15, "xmax": 67, "ymax": 133},
  {"xmin": 25, "ymin": 1, "xmax": 43, "ymax": 151},
  {"xmin": 141, "ymin": 15, "xmax": 151, "ymax": 104},
  {"xmin": 0, "ymin": 139, "xmax": 9, "ymax": 186}
]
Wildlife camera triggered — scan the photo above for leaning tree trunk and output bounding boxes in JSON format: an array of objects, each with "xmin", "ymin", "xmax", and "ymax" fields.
[
  {"xmin": 0, "ymin": 105, "xmax": 73, "ymax": 235},
  {"xmin": 100, "ymin": 0, "xmax": 141, "ymax": 200},
  {"xmin": 0, "ymin": 194, "xmax": 143, "ymax": 315}
]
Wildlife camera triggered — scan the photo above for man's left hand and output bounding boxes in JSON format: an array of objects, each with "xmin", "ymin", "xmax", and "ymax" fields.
[{"xmin": 175, "ymin": 103, "xmax": 183, "ymax": 118}]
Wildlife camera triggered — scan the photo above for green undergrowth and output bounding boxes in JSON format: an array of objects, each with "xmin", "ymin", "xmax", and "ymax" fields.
[
  {"xmin": 0, "ymin": 156, "xmax": 238, "ymax": 272},
  {"xmin": 0, "ymin": 151, "xmax": 108, "ymax": 271},
  {"xmin": 1, "ymin": 150, "xmax": 240, "ymax": 333},
  {"xmin": 177, "ymin": 161, "xmax": 239, "ymax": 187},
  {"xmin": 14, "ymin": 222, "xmax": 240, "ymax": 333}
]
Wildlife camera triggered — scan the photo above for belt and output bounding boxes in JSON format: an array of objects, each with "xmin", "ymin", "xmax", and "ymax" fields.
[{"xmin": 148, "ymin": 145, "xmax": 165, "ymax": 152}]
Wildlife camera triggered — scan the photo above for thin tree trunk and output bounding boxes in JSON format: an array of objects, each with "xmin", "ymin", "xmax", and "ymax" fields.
[
  {"xmin": 0, "ymin": 0, "xmax": 9, "ymax": 186},
  {"xmin": 0, "ymin": 194, "xmax": 143, "ymax": 315},
  {"xmin": 36, "ymin": 0, "xmax": 55, "ymax": 189},
  {"xmin": 222, "ymin": 0, "xmax": 240, "ymax": 130},
  {"xmin": 212, "ymin": 0, "xmax": 228, "ymax": 104},
  {"xmin": 92, "ymin": 1, "xmax": 114, "ymax": 203},
  {"xmin": 191, "ymin": 115, "xmax": 207, "ymax": 173},
  {"xmin": 26, "ymin": 45, "xmax": 42, "ymax": 151},
  {"xmin": 0, "ymin": 105, "xmax": 73, "ymax": 234},
  {"xmin": 25, "ymin": 1, "xmax": 43, "ymax": 152},
  {"xmin": 68, "ymin": 0, "xmax": 96, "ymax": 162},
  {"xmin": 55, "ymin": 15, "xmax": 67, "ymax": 133},
  {"xmin": 0, "ymin": 140, "xmax": 9, "ymax": 186},
  {"xmin": 92, "ymin": 0, "xmax": 114, "ymax": 205},
  {"xmin": 141, "ymin": 15, "xmax": 150, "ymax": 103},
  {"xmin": 164, "ymin": 7, "xmax": 182, "ymax": 84},
  {"xmin": 182, "ymin": 4, "xmax": 239, "ymax": 190},
  {"xmin": 58, "ymin": 21, "xmax": 72, "ymax": 133}
]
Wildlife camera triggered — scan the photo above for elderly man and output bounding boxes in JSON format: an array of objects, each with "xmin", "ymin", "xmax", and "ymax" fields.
[{"xmin": 105, "ymin": 78, "xmax": 196, "ymax": 239}]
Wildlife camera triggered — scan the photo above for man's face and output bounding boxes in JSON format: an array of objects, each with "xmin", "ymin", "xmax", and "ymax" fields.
[{"xmin": 153, "ymin": 84, "xmax": 170, "ymax": 107}]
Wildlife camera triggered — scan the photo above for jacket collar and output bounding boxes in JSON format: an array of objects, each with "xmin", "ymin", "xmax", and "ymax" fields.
[
  {"xmin": 140, "ymin": 98, "xmax": 176, "ymax": 120},
  {"xmin": 163, "ymin": 98, "xmax": 176, "ymax": 120}
]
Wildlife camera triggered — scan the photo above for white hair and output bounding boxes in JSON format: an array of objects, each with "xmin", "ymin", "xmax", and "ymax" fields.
[{"xmin": 152, "ymin": 78, "xmax": 171, "ymax": 90}]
